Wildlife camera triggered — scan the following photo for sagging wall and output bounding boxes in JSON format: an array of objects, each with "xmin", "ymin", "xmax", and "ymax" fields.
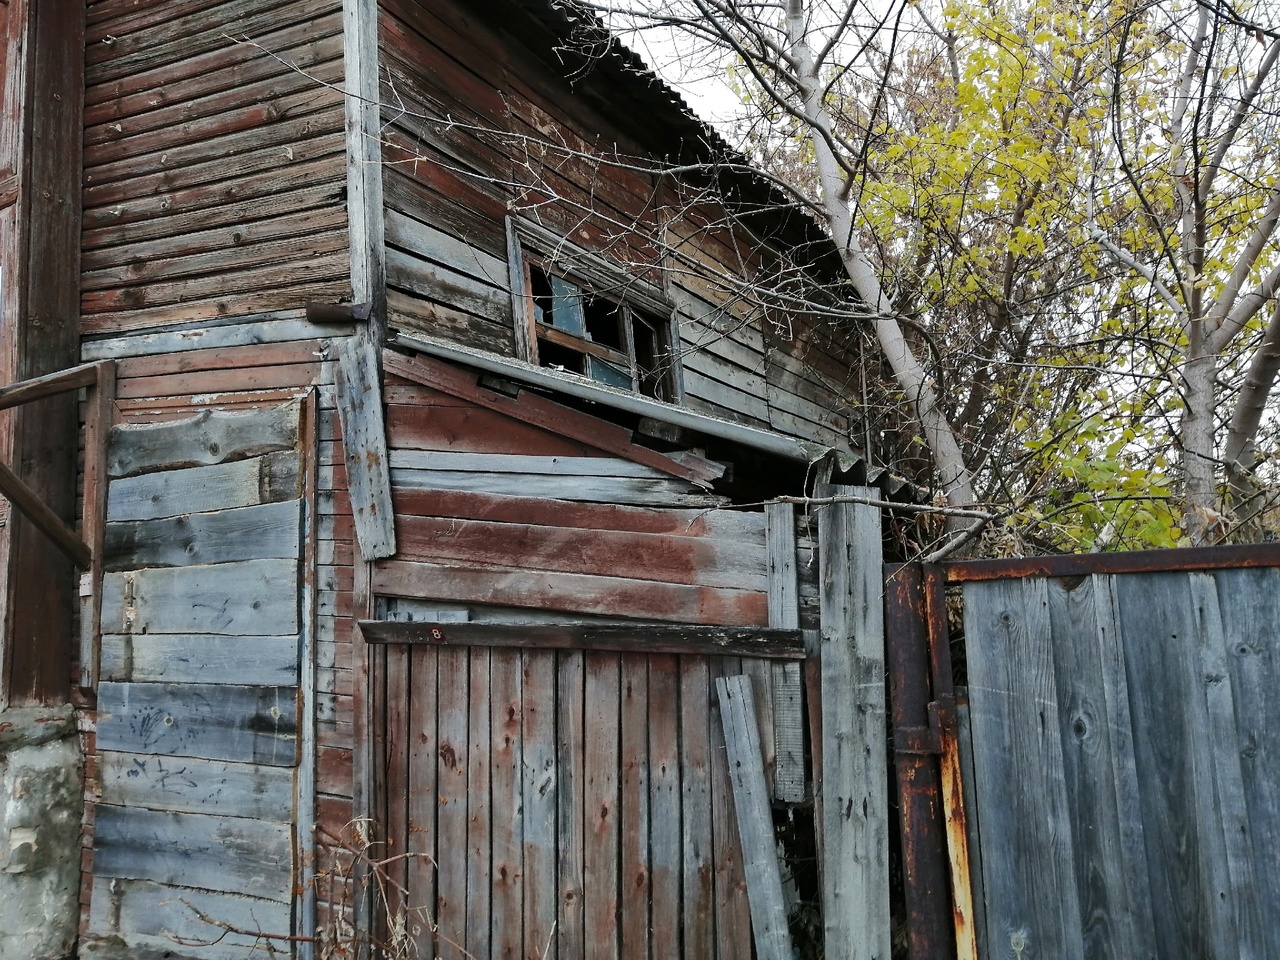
[{"xmin": 375, "ymin": 0, "xmax": 864, "ymax": 454}]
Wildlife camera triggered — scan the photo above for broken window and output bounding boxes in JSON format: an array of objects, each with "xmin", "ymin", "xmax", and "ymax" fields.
[{"xmin": 520, "ymin": 260, "xmax": 677, "ymax": 401}]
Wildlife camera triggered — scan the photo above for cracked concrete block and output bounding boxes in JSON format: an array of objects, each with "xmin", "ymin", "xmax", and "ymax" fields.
[{"xmin": 0, "ymin": 705, "xmax": 83, "ymax": 960}]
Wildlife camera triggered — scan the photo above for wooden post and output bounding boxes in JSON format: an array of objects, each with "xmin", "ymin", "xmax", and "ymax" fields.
[
  {"xmin": 79, "ymin": 360, "xmax": 117, "ymax": 690},
  {"xmin": 817, "ymin": 484, "xmax": 890, "ymax": 960},
  {"xmin": 0, "ymin": 0, "xmax": 86, "ymax": 707},
  {"xmin": 335, "ymin": 338, "xmax": 396, "ymax": 560},
  {"xmin": 716, "ymin": 673, "xmax": 796, "ymax": 960},
  {"xmin": 767, "ymin": 501, "xmax": 806, "ymax": 803},
  {"xmin": 342, "ymin": 0, "xmax": 386, "ymax": 348}
]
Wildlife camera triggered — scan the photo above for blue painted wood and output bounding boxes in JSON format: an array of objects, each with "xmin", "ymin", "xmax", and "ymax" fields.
[
  {"xmin": 97, "ymin": 682, "xmax": 298, "ymax": 766},
  {"xmin": 99, "ymin": 751, "xmax": 294, "ymax": 822},
  {"xmin": 93, "ymin": 805, "xmax": 294, "ymax": 903}
]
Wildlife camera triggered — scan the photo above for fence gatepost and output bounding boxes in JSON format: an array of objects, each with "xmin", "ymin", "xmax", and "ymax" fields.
[{"xmin": 817, "ymin": 484, "xmax": 890, "ymax": 960}]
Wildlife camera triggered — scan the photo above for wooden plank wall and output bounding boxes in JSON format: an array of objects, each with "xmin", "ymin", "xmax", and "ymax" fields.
[
  {"xmin": 379, "ymin": 642, "xmax": 759, "ymax": 960},
  {"xmin": 81, "ymin": 399, "xmax": 309, "ymax": 960},
  {"xmin": 368, "ymin": 376, "xmax": 771, "ymax": 627},
  {"xmin": 81, "ymin": 0, "xmax": 351, "ymax": 355},
  {"xmin": 962, "ymin": 568, "xmax": 1280, "ymax": 960},
  {"xmin": 377, "ymin": 0, "xmax": 517, "ymax": 355},
  {"xmin": 373, "ymin": 0, "xmax": 860, "ymax": 457}
]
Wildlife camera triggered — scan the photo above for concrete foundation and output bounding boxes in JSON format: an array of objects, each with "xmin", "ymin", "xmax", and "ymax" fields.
[{"xmin": 0, "ymin": 704, "xmax": 83, "ymax": 960}]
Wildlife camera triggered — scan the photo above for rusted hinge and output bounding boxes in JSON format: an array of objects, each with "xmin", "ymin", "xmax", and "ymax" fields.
[{"xmin": 896, "ymin": 694, "xmax": 959, "ymax": 755}]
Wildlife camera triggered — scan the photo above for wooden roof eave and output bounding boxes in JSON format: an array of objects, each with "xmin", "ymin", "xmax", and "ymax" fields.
[{"xmin": 390, "ymin": 330, "xmax": 858, "ymax": 472}]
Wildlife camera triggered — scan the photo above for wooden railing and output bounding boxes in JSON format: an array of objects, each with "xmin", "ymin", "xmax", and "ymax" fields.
[{"xmin": 0, "ymin": 359, "xmax": 117, "ymax": 687}]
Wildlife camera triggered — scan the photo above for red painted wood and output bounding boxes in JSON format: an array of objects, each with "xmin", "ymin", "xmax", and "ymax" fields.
[{"xmin": 373, "ymin": 559, "xmax": 769, "ymax": 627}]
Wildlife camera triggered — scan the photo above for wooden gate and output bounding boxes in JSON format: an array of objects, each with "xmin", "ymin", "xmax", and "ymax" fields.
[
  {"xmin": 903, "ymin": 548, "xmax": 1280, "ymax": 960},
  {"xmin": 368, "ymin": 623, "xmax": 806, "ymax": 960}
]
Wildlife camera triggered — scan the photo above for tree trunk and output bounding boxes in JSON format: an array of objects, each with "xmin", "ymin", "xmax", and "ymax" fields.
[
  {"xmin": 1181, "ymin": 339, "xmax": 1219, "ymax": 544},
  {"xmin": 1222, "ymin": 300, "xmax": 1280, "ymax": 528},
  {"xmin": 784, "ymin": 0, "xmax": 977, "ymax": 523}
]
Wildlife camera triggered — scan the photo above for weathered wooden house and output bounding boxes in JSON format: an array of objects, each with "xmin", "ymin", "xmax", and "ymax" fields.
[
  {"xmin": 6, "ymin": 3, "xmax": 1280, "ymax": 960},
  {"xmin": 0, "ymin": 2, "xmax": 895, "ymax": 959}
]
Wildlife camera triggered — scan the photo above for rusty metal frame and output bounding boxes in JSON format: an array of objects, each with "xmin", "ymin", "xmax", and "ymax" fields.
[{"xmin": 885, "ymin": 563, "xmax": 955, "ymax": 960}]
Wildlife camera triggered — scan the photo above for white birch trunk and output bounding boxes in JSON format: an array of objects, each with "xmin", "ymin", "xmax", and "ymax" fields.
[{"xmin": 784, "ymin": 0, "xmax": 977, "ymax": 517}]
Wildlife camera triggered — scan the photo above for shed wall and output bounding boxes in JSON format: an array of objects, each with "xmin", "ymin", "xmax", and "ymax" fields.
[{"xmin": 81, "ymin": 0, "xmax": 351, "ymax": 351}]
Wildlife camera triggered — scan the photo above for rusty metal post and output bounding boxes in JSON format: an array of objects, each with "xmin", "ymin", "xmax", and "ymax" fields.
[
  {"xmin": 922, "ymin": 565, "xmax": 979, "ymax": 960},
  {"xmin": 884, "ymin": 563, "xmax": 956, "ymax": 960}
]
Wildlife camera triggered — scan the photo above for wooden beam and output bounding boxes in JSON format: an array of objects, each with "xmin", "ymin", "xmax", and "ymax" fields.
[
  {"xmin": 358, "ymin": 621, "xmax": 805, "ymax": 659},
  {"xmin": 343, "ymin": 0, "xmax": 386, "ymax": 345},
  {"xmin": 79, "ymin": 360, "xmax": 116, "ymax": 689},
  {"xmin": 716, "ymin": 674, "xmax": 796, "ymax": 960},
  {"xmin": 0, "ymin": 361, "xmax": 102, "ymax": 412},
  {"xmin": 767, "ymin": 501, "xmax": 805, "ymax": 803},
  {"xmin": 336, "ymin": 337, "xmax": 396, "ymax": 560},
  {"xmin": 0, "ymin": 458, "xmax": 90, "ymax": 569}
]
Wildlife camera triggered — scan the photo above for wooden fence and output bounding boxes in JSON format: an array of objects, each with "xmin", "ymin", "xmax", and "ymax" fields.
[
  {"xmin": 961, "ymin": 565, "xmax": 1280, "ymax": 960},
  {"xmin": 371, "ymin": 636, "xmax": 804, "ymax": 960}
]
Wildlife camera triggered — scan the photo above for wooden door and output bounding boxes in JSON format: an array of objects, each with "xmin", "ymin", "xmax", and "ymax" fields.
[{"xmin": 376, "ymin": 640, "xmax": 777, "ymax": 960}]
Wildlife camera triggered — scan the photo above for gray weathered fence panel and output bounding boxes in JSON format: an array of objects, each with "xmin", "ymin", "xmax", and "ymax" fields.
[
  {"xmin": 1213, "ymin": 567, "xmax": 1280, "ymax": 960},
  {"xmin": 1114, "ymin": 572, "xmax": 1241, "ymax": 960},
  {"xmin": 965, "ymin": 565, "xmax": 1280, "ymax": 960},
  {"xmin": 1188, "ymin": 573, "xmax": 1267, "ymax": 959},
  {"xmin": 963, "ymin": 578, "xmax": 1085, "ymax": 960},
  {"xmin": 1044, "ymin": 576, "xmax": 1156, "ymax": 958}
]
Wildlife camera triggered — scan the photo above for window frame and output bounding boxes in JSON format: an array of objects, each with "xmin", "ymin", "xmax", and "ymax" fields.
[{"xmin": 506, "ymin": 217, "xmax": 684, "ymax": 403}]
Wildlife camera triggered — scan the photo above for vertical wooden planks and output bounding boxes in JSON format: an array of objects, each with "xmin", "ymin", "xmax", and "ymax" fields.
[
  {"xmin": 1114, "ymin": 572, "xmax": 1239, "ymax": 960},
  {"xmin": 716, "ymin": 673, "xmax": 795, "ymax": 960},
  {"xmin": 963, "ymin": 577, "xmax": 1085, "ymax": 960},
  {"xmin": 680, "ymin": 655, "xmax": 715, "ymax": 960},
  {"xmin": 467, "ymin": 647, "xmax": 493, "ymax": 960},
  {"xmin": 647, "ymin": 653, "xmax": 683, "ymax": 960},
  {"xmin": 382, "ymin": 645, "xmax": 411, "ymax": 925},
  {"xmin": 706, "ymin": 660, "xmax": 752, "ymax": 960},
  {"xmin": 1188, "ymin": 573, "xmax": 1265, "ymax": 959},
  {"xmin": 619, "ymin": 652, "xmax": 651, "ymax": 959},
  {"xmin": 584, "ymin": 651, "xmax": 621, "ymax": 960},
  {"xmin": 523, "ymin": 650, "xmax": 559, "ymax": 960},
  {"xmin": 1214, "ymin": 567, "xmax": 1280, "ymax": 959},
  {"xmin": 556, "ymin": 650, "xmax": 587, "ymax": 960},
  {"xmin": 1043, "ymin": 576, "xmax": 1155, "ymax": 958},
  {"xmin": 490, "ymin": 649, "xmax": 525, "ymax": 960},
  {"xmin": 343, "ymin": 0, "xmax": 386, "ymax": 341},
  {"xmin": 766, "ymin": 501, "xmax": 805, "ymax": 803},
  {"xmin": 709, "ymin": 655, "xmax": 752, "ymax": 960},
  {"xmin": 434, "ymin": 647, "xmax": 470, "ymax": 958},
  {"xmin": 816, "ymin": 486, "xmax": 890, "ymax": 960},
  {"xmin": 405, "ymin": 645, "xmax": 439, "ymax": 950}
]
